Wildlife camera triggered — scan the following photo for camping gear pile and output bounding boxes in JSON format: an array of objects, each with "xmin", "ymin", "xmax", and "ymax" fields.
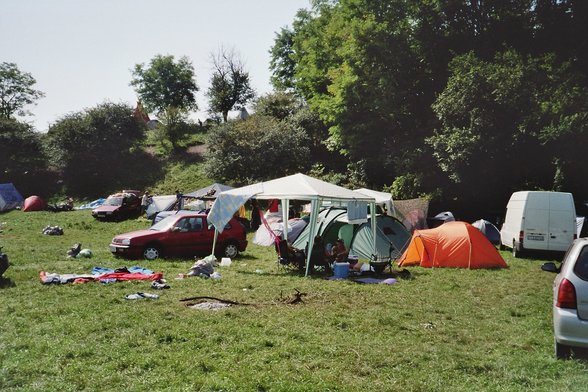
[{"xmin": 42, "ymin": 225, "xmax": 64, "ymax": 235}]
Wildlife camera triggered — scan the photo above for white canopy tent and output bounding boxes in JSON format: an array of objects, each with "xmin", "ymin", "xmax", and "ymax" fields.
[
  {"xmin": 354, "ymin": 188, "xmax": 395, "ymax": 216},
  {"xmin": 208, "ymin": 173, "xmax": 377, "ymax": 276}
]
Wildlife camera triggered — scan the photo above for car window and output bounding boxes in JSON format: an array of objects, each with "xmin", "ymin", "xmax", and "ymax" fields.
[
  {"xmin": 573, "ymin": 245, "xmax": 588, "ymax": 281},
  {"xmin": 176, "ymin": 217, "xmax": 204, "ymax": 232},
  {"xmin": 207, "ymin": 222, "xmax": 231, "ymax": 231},
  {"xmin": 104, "ymin": 197, "xmax": 123, "ymax": 206},
  {"xmin": 150, "ymin": 216, "xmax": 177, "ymax": 231}
]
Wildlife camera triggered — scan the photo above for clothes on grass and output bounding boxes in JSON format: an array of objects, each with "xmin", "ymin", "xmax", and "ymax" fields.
[{"xmin": 40, "ymin": 267, "xmax": 162, "ymax": 285}]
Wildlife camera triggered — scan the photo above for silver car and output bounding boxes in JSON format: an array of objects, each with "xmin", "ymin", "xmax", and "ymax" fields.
[{"xmin": 542, "ymin": 238, "xmax": 588, "ymax": 359}]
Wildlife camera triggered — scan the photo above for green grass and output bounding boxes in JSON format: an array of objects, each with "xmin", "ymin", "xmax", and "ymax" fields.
[{"xmin": 0, "ymin": 209, "xmax": 587, "ymax": 391}]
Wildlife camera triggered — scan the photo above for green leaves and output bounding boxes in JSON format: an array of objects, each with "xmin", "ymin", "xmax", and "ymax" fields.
[
  {"xmin": 206, "ymin": 48, "xmax": 255, "ymax": 123},
  {"xmin": 130, "ymin": 55, "xmax": 199, "ymax": 115},
  {"xmin": 0, "ymin": 62, "xmax": 45, "ymax": 119}
]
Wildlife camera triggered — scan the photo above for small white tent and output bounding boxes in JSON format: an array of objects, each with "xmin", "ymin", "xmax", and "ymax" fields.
[
  {"xmin": 354, "ymin": 188, "xmax": 394, "ymax": 215},
  {"xmin": 208, "ymin": 173, "xmax": 377, "ymax": 276}
]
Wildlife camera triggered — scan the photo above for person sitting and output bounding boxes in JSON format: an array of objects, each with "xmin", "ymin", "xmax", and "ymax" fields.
[
  {"xmin": 330, "ymin": 239, "xmax": 349, "ymax": 263},
  {"xmin": 309, "ymin": 235, "xmax": 331, "ymax": 273}
]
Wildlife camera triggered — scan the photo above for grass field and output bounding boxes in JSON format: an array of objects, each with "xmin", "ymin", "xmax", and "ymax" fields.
[{"xmin": 1, "ymin": 209, "xmax": 587, "ymax": 391}]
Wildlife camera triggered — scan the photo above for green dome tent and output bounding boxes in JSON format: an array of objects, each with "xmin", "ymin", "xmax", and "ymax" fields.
[{"xmin": 293, "ymin": 207, "xmax": 411, "ymax": 261}]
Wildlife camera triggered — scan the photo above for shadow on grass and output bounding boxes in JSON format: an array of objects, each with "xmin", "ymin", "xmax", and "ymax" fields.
[{"xmin": 508, "ymin": 249, "xmax": 566, "ymax": 262}]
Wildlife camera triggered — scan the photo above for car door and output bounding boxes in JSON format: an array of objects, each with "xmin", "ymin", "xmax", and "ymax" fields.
[
  {"xmin": 167, "ymin": 217, "xmax": 203, "ymax": 256},
  {"xmin": 184, "ymin": 216, "xmax": 210, "ymax": 255}
]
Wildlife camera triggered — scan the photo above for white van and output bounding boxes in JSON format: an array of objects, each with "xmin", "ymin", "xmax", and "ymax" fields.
[{"xmin": 500, "ymin": 191, "xmax": 576, "ymax": 257}]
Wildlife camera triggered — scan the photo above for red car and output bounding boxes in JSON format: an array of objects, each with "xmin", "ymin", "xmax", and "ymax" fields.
[
  {"xmin": 92, "ymin": 190, "xmax": 141, "ymax": 221},
  {"xmin": 109, "ymin": 213, "xmax": 247, "ymax": 260}
]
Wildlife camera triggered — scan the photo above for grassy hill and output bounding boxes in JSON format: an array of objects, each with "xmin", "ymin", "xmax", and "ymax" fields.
[{"xmin": 0, "ymin": 209, "xmax": 586, "ymax": 391}]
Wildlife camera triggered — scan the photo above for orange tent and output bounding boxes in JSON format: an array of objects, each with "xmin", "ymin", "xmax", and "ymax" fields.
[{"xmin": 397, "ymin": 221, "xmax": 507, "ymax": 269}]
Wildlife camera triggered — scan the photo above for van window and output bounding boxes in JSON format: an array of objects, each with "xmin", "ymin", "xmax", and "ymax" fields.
[{"xmin": 573, "ymin": 246, "xmax": 588, "ymax": 281}]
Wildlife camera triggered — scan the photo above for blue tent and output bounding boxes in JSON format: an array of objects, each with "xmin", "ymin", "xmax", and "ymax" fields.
[{"xmin": 0, "ymin": 183, "xmax": 24, "ymax": 212}]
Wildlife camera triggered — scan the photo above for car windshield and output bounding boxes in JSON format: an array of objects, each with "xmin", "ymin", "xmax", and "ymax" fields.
[
  {"xmin": 104, "ymin": 197, "xmax": 123, "ymax": 206},
  {"xmin": 150, "ymin": 215, "xmax": 180, "ymax": 231}
]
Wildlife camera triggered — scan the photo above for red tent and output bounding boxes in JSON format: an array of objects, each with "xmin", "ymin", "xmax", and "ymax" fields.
[
  {"xmin": 23, "ymin": 195, "xmax": 47, "ymax": 212},
  {"xmin": 397, "ymin": 221, "xmax": 507, "ymax": 269}
]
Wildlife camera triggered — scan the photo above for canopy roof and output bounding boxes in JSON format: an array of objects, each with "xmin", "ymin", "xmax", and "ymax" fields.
[{"xmin": 208, "ymin": 173, "xmax": 375, "ymax": 232}]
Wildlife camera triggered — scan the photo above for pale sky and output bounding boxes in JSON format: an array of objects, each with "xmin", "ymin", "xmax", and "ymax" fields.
[{"xmin": 1, "ymin": 0, "xmax": 310, "ymax": 132}]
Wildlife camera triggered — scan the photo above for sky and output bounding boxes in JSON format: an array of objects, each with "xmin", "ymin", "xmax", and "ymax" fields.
[{"xmin": 1, "ymin": 0, "xmax": 310, "ymax": 132}]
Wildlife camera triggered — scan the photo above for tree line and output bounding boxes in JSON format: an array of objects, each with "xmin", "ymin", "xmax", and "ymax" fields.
[
  {"xmin": 2, "ymin": 0, "xmax": 588, "ymax": 219},
  {"xmin": 267, "ymin": 0, "xmax": 588, "ymax": 216}
]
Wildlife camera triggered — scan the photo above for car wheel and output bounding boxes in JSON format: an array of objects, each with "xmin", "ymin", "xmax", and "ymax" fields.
[
  {"xmin": 143, "ymin": 245, "xmax": 161, "ymax": 261},
  {"xmin": 555, "ymin": 341, "xmax": 572, "ymax": 359},
  {"xmin": 223, "ymin": 242, "xmax": 239, "ymax": 258}
]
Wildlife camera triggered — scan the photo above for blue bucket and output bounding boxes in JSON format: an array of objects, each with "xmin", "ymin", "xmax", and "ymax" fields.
[{"xmin": 333, "ymin": 262, "xmax": 350, "ymax": 279}]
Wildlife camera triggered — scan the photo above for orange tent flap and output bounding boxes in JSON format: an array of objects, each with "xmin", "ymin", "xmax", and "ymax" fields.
[{"xmin": 398, "ymin": 233, "xmax": 429, "ymax": 267}]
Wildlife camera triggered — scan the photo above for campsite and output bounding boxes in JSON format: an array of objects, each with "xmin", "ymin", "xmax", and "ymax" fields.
[
  {"xmin": 3, "ymin": 1, "xmax": 588, "ymax": 389},
  {"xmin": 0, "ymin": 203, "xmax": 586, "ymax": 391}
]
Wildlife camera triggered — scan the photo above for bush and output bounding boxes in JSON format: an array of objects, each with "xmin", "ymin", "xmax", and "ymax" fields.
[{"xmin": 204, "ymin": 115, "xmax": 310, "ymax": 184}]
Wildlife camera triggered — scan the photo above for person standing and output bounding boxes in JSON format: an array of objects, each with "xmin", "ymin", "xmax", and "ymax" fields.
[
  {"xmin": 175, "ymin": 190, "xmax": 184, "ymax": 210},
  {"xmin": 141, "ymin": 191, "xmax": 150, "ymax": 215},
  {"xmin": 250, "ymin": 200, "xmax": 261, "ymax": 231}
]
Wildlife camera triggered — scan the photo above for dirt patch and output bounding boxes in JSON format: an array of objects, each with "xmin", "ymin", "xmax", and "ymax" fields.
[{"xmin": 187, "ymin": 144, "xmax": 207, "ymax": 155}]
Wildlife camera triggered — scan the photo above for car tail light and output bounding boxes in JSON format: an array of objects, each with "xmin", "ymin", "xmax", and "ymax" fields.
[
  {"xmin": 518, "ymin": 230, "xmax": 524, "ymax": 243},
  {"xmin": 556, "ymin": 278, "xmax": 577, "ymax": 309}
]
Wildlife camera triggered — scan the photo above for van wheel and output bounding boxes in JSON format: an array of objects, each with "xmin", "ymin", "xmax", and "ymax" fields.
[
  {"xmin": 143, "ymin": 245, "xmax": 161, "ymax": 260},
  {"xmin": 556, "ymin": 341, "xmax": 572, "ymax": 359}
]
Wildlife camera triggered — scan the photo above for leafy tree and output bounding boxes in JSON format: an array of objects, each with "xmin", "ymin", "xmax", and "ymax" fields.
[
  {"xmin": 130, "ymin": 55, "xmax": 198, "ymax": 114},
  {"xmin": 429, "ymin": 50, "xmax": 588, "ymax": 208},
  {"xmin": 46, "ymin": 102, "xmax": 148, "ymax": 196},
  {"xmin": 0, "ymin": 117, "xmax": 53, "ymax": 196},
  {"xmin": 0, "ymin": 62, "xmax": 45, "ymax": 119},
  {"xmin": 204, "ymin": 115, "xmax": 310, "ymax": 184},
  {"xmin": 269, "ymin": 27, "xmax": 297, "ymax": 91},
  {"xmin": 206, "ymin": 47, "xmax": 255, "ymax": 122},
  {"xmin": 280, "ymin": 0, "xmax": 438, "ymax": 186},
  {"xmin": 254, "ymin": 91, "xmax": 302, "ymax": 121},
  {"xmin": 130, "ymin": 55, "xmax": 198, "ymax": 149}
]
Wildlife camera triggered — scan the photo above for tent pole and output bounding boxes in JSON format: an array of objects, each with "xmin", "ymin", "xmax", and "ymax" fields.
[{"xmin": 305, "ymin": 199, "xmax": 320, "ymax": 277}]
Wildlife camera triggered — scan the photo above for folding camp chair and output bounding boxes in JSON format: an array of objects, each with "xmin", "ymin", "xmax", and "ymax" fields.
[{"xmin": 276, "ymin": 238, "xmax": 305, "ymax": 272}]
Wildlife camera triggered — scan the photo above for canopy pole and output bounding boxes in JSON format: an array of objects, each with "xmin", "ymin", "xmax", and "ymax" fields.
[
  {"xmin": 304, "ymin": 199, "xmax": 320, "ymax": 277},
  {"xmin": 211, "ymin": 229, "xmax": 218, "ymax": 256},
  {"xmin": 281, "ymin": 199, "xmax": 289, "ymax": 242},
  {"xmin": 371, "ymin": 201, "xmax": 377, "ymax": 260}
]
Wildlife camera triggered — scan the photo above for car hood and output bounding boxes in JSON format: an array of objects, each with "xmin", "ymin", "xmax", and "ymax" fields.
[
  {"xmin": 113, "ymin": 229, "xmax": 161, "ymax": 241},
  {"xmin": 93, "ymin": 205, "xmax": 120, "ymax": 213}
]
